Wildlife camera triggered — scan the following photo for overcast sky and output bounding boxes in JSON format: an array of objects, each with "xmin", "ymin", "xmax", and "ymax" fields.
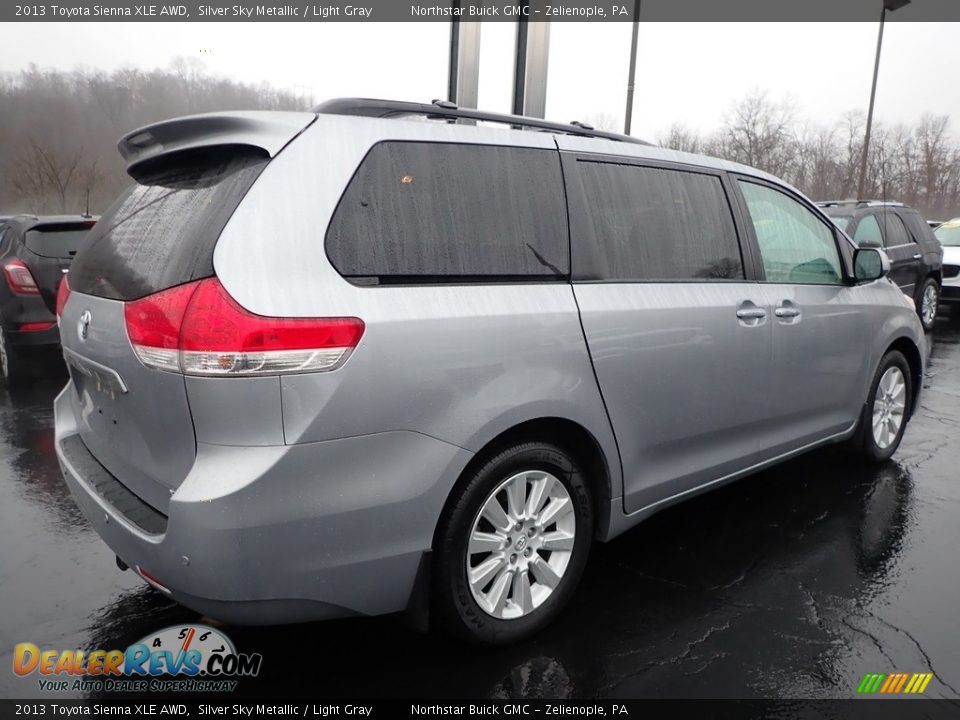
[{"xmin": 1, "ymin": 22, "xmax": 956, "ymax": 140}]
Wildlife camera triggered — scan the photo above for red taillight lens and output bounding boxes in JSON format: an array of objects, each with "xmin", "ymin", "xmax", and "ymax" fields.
[
  {"xmin": 124, "ymin": 278, "xmax": 364, "ymax": 376},
  {"xmin": 3, "ymin": 260, "xmax": 40, "ymax": 296},
  {"xmin": 19, "ymin": 321, "xmax": 55, "ymax": 333},
  {"xmin": 56, "ymin": 276, "xmax": 71, "ymax": 320}
]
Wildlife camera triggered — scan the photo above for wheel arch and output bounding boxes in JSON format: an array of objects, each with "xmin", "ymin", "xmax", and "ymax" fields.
[
  {"xmin": 886, "ymin": 335, "xmax": 923, "ymax": 418},
  {"xmin": 433, "ymin": 416, "xmax": 615, "ymax": 548}
]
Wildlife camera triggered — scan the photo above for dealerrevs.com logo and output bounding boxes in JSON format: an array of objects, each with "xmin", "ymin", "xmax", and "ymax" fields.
[{"xmin": 13, "ymin": 624, "xmax": 262, "ymax": 693}]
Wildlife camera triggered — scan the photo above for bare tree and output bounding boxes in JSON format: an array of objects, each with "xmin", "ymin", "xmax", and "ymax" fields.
[
  {"xmin": 721, "ymin": 90, "xmax": 797, "ymax": 177},
  {"xmin": 11, "ymin": 139, "xmax": 89, "ymax": 212},
  {"xmin": 658, "ymin": 123, "xmax": 702, "ymax": 154}
]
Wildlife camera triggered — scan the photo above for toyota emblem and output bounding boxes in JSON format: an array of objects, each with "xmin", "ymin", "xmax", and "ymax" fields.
[{"xmin": 78, "ymin": 310, "xmax": 91, "ymax": 342}]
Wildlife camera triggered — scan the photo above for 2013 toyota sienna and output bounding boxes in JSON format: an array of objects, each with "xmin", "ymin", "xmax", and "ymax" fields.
[{"xmin": 55, "ymin": 99, "xmax": 925, "ymax": 644}]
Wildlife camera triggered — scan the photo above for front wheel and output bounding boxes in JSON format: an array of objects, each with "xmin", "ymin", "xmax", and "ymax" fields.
[
  {"xmin": 433, "ymin": 442, "xmax": 594, "ymax": 645},
  {"xmin": 847, "ymin": 350, "xmax": 912, "ymax": 463},
  {"xmin": 917, "ymin": 278, "xmax": 939, "ymax": 331}
]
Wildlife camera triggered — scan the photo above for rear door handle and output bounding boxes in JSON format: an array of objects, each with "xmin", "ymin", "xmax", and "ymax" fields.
[
  {"xmin": 775, "ymin": 300, "xmax": 801, "ymax": 323},
  {"xmin": 913, "ymin": 253, "xmax": 922, "ymax": 260}
]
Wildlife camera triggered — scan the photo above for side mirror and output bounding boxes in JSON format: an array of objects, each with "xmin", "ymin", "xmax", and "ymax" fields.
[{"xmin": 854, "ymin": 248, "xmax": 890, "ymax": 282}]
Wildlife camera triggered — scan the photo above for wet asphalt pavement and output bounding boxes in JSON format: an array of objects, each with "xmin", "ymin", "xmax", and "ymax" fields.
[{"xmin": 1, "ymin": 320, "xmax": 960, "ymax": 701}]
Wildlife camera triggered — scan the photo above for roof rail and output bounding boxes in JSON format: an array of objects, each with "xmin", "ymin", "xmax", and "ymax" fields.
[
  {"xmin": 313, "ymin": 98, "xmax": 650, "ymax": 146},
  {"xmin": 817, "ymin": 199, "xmax": 905, "ymax": 208}
]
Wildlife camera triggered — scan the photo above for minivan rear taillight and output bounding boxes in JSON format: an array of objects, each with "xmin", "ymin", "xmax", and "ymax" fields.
[
  {"xmin": 56, "ymin": 276, "xmax": 71, "ymax": 320},
  {"xmin": 124, "ymin": 278, "xmax": 364, "ymax": 376},
  {"xmin": 3, "ymin": 260, "xmax": 41, "ymax": 296}
]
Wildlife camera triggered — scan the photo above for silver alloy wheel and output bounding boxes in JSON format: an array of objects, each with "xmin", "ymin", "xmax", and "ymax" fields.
[
  {"xmin": 921, "ymin": 284, "xmax": 938, "ymax": 327},
  {"xmin": 872, "ymin": 366, "xmax": 907, "ymax": 450},
  {"xmin": 466, "ymin": 470, "xmax": 576, "ymax": 620},
  {"xmin": 0, "ymin": 326, "xmax": 8, "ymax": 379}
]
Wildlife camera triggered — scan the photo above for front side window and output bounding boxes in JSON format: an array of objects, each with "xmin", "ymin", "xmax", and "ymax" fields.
[
  {"xmin": 326, "ymin": 142, "xmax": 568, "ymax": 282},
  {"xmin": 574, "ymin": 162, "xmax": 743, "ymax": 281},
  {"xmin": 738, "ymin": 181, "xmax": 844, "ymax": 285},
  {"xmin": 853, "ymin": 214, "xmax": 884, "ymax": 247}
]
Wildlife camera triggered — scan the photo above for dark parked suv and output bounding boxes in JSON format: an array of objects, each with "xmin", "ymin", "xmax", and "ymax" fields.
[
  {"xmin": 818, "ymin": 201, "xmax": 943, "ymax": 330},
  {"xmin": 0, "ymin": 214, "xmax": 97, "ymax": 383}
]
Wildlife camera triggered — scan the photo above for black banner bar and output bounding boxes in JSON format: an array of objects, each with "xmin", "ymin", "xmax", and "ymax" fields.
[
  {"xmin": 5, "ymin": 0, "xmax": 960, "ymax": 22},
  {"xmin": 3, "ymin": 699, "xmax": 960, "ymax": 719}
]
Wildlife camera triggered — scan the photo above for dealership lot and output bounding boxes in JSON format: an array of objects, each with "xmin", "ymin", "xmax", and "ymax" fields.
[{"xmin": 1, "ymin": 321, "xmax": 959, "ymax": 699}]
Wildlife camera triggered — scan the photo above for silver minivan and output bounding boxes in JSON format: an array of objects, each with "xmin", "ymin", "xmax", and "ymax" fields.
[{"xmin": 55, "ymin": 99, "xmax": 925, "ymax": 644}]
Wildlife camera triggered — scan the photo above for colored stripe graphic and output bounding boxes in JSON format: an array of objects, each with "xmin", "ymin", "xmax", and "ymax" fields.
[{"xmin": 857, "ymin": 672, "xmax": 933, "ymax": 694}]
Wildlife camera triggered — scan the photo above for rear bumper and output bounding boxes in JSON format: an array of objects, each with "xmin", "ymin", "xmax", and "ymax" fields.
[
  {"xmin": 54, "ymin": 385, "xmax": 473, "ymax": 624},
  {"xmin": 5, "ymin": 324, "xmax": 60, "ymax": 348},
  {"xmin": 1, "ymin": 294, "xmax": 59, "ymax": 347}
]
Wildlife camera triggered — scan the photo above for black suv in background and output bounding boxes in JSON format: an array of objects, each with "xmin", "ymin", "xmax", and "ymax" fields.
[
  {"xmin": 818, "ymin": 201, "xmax": 944, "ymax": 331},
  {"xmin": 0, "ymin": 214, "xmax": 97, "ymax": 384}
]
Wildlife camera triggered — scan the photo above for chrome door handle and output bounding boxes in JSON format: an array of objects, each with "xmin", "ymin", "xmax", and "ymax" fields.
[
  {"xmin": 775, "ymin": 307, "xmax": 801, "ymax": 318},
  {"xmin": 913, "ymin": 253, "xmax": 922, "ymax": 260},
  {"xmin": 736, "ymin": 308, "xmax": 767, "ymax": 320}
]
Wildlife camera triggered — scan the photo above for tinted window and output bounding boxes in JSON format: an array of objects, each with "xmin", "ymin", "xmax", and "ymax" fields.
[
  {"xmin": 326, "ymin": 142, "xmax": 568, "ymax": 282},
  {"xmin": 25, "ymin": 226, "xmax": 93, "ymax": 259},
  {"xmin": 574, "ymin": 162, "xmax": 743, "ymax": 281},
  {"xmin": 882, "ymin": 212, "xmax": 912, "ymax": 246},
  {"xmin": 69, "ymin": 148, "xmax": 267, "ymax": 301},
  {"xmin": 738, "ymin": 181, "xmax": 843, "ymax": 285},
  {"xmin": 853, "ymin": 214, "xmax": 883, "ymax": 247},
  {"xmin": 899, "ymin": 209, "xmax": 932, "ymax": 243}
]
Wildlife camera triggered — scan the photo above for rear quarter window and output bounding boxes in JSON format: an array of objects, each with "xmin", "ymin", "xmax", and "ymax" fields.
[
  {"xmin": 69, "ymin": 147, "xmax": 267, "ymax": 301},
  {"xmin": 325, "ymin": 141, "xmax": 569, "ymax": 282}
]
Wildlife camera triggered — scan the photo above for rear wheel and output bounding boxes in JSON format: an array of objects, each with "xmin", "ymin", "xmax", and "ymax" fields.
[
  {"xmin": 847, "ymin": 350, "xmax": 912, "ymax": 463},
  {"xmin": 917, "ymin": 278, "xmax": 939, "ymax": 331},
  {"xmin": 433, "ymin": 442, "xmax": 594, "ymax": 645}
]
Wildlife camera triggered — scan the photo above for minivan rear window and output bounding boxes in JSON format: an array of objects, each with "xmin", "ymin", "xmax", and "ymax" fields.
[
  {"xmin": 25, "ymin": 226, "xmax": 93, "ymax": 259},
  {"xmin": 69, "ymin": 147, "xmax": 267, "ymax": 301},
  {"xmin": 326, "ymin": 141, "xmax": 569, "ymax": 283}
]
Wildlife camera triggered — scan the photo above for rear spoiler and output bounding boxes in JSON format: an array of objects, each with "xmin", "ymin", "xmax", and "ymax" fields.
[{"xmin": 118, "ymin": 111, "xmax": 316, "ymax": 177}]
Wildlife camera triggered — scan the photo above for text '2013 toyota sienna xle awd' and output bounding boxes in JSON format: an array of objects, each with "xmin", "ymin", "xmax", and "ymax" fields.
[{"xmin": 55, "ymin": 99, "xmax": 925, "ymax": 644}]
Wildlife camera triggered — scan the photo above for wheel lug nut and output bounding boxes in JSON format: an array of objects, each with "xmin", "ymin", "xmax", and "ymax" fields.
[
  {"xmin": 523, "ymin": 548, "xmax": 532, "ymax": 557},
  {"xmin": 528, "ymin": 528, "xmax": 536, "ymax": 537},
  {"xmin": 515, "ymin": 522, "xmax": 522, "ymax": 531},
  {"xmin": 510, "ymin": 554, "xmax": 517, "ymax": 564}
]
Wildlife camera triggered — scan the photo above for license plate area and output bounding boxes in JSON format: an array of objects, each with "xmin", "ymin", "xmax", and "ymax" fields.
[{"xmin": 64, "ymin": 348, "xmax": 128, "ymax": 398}]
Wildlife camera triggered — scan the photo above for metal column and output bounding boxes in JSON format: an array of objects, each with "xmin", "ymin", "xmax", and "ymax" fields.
[
  {"xmin": 512, "ymin": 9, "xmax": 551, "ymax": 118},
  {"xmin": 448, "ymin": 10, "xmax": 481, "ymax": 109}
]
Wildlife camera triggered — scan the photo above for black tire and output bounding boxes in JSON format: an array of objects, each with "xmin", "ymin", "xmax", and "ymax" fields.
[
  {"xmin": 0, "ymin": 324, "xmax": 26, "ymax": 386},
  {"xmin": 916, "ymin": 277, "xmax": 939, "ymax": 332},
  {"xmin": 847, "ymin": 350, "xmax": 913, "ymax": 463},
  {"xmin": 433, "ymin": 441, "xmax": 594, "ymax": 645}
]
